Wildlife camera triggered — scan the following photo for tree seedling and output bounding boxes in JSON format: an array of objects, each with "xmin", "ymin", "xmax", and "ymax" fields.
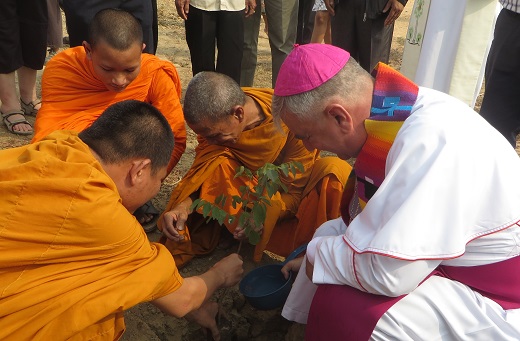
[{"xmin": 190, "ymin": 161, "xmax": 304, "ymax": 254}]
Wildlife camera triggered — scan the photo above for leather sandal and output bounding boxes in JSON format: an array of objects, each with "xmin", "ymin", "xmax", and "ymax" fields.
[
  {"xmin": 1, "ymin": 110, "xmax": 33, "ymax": 136},
  {"xmin": 20, "ymin": 98, "xmax": 41, "ymax": 117}
]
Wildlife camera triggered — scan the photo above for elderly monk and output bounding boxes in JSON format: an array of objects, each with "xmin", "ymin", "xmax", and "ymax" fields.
[
  {"xmin": 157, "ymin": 71, "xmax": 351, "ymax": 266},
  {"xmin": 275, "ymin": 44, "xmax": 520, "ymax": 339},
  {"xmin": 32, "ymin": 8, "xmax": 186, "ymax": 174},
  {"xmin": 0, "ymin": 100, "xmax": 243, "ymax": 341}
]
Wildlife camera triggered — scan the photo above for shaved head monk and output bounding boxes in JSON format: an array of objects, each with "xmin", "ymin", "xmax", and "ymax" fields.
[
  {"xmin": 157, "ymin": 71, "xmax": 352, "ymax": 266},
  {"xmin": 0, "ymin": 100, "xmax": 243, "ymax": 341},
  {"xmin": 32, "ymin": 8, "xmax": 187, "ymax": 230}
]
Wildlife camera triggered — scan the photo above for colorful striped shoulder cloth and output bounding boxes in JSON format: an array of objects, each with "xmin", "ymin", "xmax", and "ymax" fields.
[{"xmin": 343, "ymin": 63, "xmax": 419, "ymax": 219}]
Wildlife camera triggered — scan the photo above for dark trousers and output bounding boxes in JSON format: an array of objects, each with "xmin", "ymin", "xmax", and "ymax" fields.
[
  {"xmin": 185, "ymin": 6, "xmax": 244, "ymax": 84},
  {"xmin": 331, "ymin": 0, "xmax": 393, "ymax": 72},
  {"xmin": 480, "ymin": 8, "xmax": 520, "ymax": 147},
  {"xmin": 62, "ymin": 0, "xmax": 155, "ymax": 54},
  {"xmin": 0, "ymin": 0, "xmax": 48, "ymax": 72}
]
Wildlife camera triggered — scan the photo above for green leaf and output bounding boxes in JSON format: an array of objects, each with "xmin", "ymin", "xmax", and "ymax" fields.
[
  {"xmin": 248, "ymin": 230, "xmax": 261, "ymax": 245},
  {"xmin": 265, "ymin": 182, "xmax": 278, "ymax": 198},
  {"xmin": 252, "ymin": 203, "xmax": 266, "ymax": 227},
  {"xmin": 280, "ymin": 163, "xmax": 290, "ymax": 176},
  {"xmin": 202, "ymin": 202, "xmax": 211, "ymax": 217},
  {"xmin": 190, "ymin": 198, "xmax": 202, "ymax": 211},
  {"xmin": 293, "ymin": 161, "xmax": 305, "ymax": 173}
]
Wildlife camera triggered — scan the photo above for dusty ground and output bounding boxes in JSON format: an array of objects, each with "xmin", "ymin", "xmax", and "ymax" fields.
[{"xmin": 2, "ymin": 1, "xmax": 518, "ymax": 340}]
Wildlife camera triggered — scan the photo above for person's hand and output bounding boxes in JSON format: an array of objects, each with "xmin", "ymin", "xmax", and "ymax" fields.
[
  {"xmin": 161, "ymin": 200, "xmax": 191, "ymax": 241},
  {"xmin": 305, "ymin": 257, "xmax": 314, "ymax": 281},
  {"xmin": 211, "ymin": 253, "xmax": 244, "ymax": 287},
  {"xmin": 324, "ymin": 0, "xmax": 335, "ymax": 16},
  {"xmin": 175, "ymin": 0, "xmax": 190, "ymax": 20},
  {"xmin": 233, "ymin": 221, "xmax": 263, "ymax": 241},
  {"xmin": 245, "ymin": 0, "xmax": 256, "ymax": 17},
  {"xmin": 185, "ymin": 301, "xmax": 221, "ymax": 341},
  {"xmin": 383, "ymin": 0, "xmax": 404, "ymax": 26},
  {"xmin": 281, "ymin": 256, "xmax": 304, "ymax": 279}
]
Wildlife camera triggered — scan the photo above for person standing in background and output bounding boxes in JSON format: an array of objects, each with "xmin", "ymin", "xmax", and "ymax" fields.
[
  {"xmin": 310, "ymin": 0, "xmax": 331, "ymax": 44},
  {"xmin": 480, "ymin": 0, "xmax": 520, "ymax": 148},
  {"xmin": 61, "ymin": 0, "xmax": 157, "ymax": 54},
  {"xmin": 0, "ymin": 0, "xmax": 48, "ymax": 136},
  {"xmin": 175, "ymin": 0, "xmax": 255, "ymax": 84},
  {"xmin": 326, "ymin": 0, "xmax": 407, "ymax": 72},
  {"xmin": 401, "ymin": 0, "xmax": 498, "ymax": 108},
  {"xmin": 240, "ymin": 0, "xmax": 300, "ymax": 87},
  {"xmin": 45, "ymin": 0, "xmax": 63, "ymax": 63}
]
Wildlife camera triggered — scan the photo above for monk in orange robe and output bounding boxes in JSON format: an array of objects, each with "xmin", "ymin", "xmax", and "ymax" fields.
[
  {"xmin": 32, "ymin": 8, "xmax": 186, "ymax": 173},
  {"xmin": 0, "ymin": 100, "xmax": 242, "ymax": 341},
  {"xmin": 158, "ymin": 71, "xmax": 352, "ymax": 266}
]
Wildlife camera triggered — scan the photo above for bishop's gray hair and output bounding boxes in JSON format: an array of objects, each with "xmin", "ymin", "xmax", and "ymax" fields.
[{"xmin": 272, "ymin": 57, "xmax": 372, "ymax": 124}]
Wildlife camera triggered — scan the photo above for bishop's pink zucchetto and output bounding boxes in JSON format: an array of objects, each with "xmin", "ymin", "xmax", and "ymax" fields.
[{"xmin": 274, "ymin": 44, "xmax": 350, "ymax": 97}]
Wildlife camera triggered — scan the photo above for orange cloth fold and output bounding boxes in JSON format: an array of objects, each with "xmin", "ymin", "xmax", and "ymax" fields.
[
  {"xmin": 158, "ymin": 88, "xmax": 352, "ymax": 265},
  {"xmin": 32, "ymin": 46, "xmax": 187, "ymax": 172},
  {"xmin": 0, "ymin": 131, "xmax": 183, "ymax": 340}
]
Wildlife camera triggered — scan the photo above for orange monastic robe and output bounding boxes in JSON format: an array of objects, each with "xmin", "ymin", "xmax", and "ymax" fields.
[
  {"xmin": 0, "ymin": 131, "xmax": 183, "ymax": 340},
  {"xmin": 158, "ymin": 88, "xmax": 352, "ymax": 265},
  {"xmin": 32, "ymin": 46, "xmax": 186, "ymax": 172}
]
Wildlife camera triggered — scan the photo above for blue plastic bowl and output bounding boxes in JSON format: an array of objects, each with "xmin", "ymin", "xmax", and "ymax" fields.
[{"xmin": 239, "ymin": 243, "xmax": 307, "ymax": 310}]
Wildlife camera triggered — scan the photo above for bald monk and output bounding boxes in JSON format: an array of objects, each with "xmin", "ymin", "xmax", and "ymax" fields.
[
  {"xmin": 0, "ymin": 99, "xmax": 243, "ymax": 341},
  {"xmin": 33, "ymin": 8, "xmax": 186, "ymax": 174},
  {"xmin": 158, "ymin": 71, "xmax": 352, "ymax": 265}
]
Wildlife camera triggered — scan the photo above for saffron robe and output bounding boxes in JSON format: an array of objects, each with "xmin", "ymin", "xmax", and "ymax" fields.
[
  {"xmin": 283, "ymin": 65, "xmax": 520, "ymax": 339},
  {"xmin": 32, "ymin": 46, "xmax": 187, "ymax": 172},
  {"xmin": 0, "ymin": 131, "xmax": 183, "ymax": 340},
  {"xmin": 158, "ymin": 88, "xmax": 351, "ymax": 265}
]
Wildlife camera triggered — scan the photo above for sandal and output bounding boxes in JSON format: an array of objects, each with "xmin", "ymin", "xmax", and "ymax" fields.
[
  {"xmin": 1, "ymin": 110, "xmax": 33, "ymax": 136},
  {"xmin": 20, "ymin": 98, "xmax": 41, "ymax": 117},
  {"xmin": 134, "ymin": 200, "xmax": 161, "ymax": 233}
]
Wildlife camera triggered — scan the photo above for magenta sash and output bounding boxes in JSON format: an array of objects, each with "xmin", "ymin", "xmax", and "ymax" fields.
[{"xmin": 306, "ymin": 255, "xmax": 520, "ymax": 341}]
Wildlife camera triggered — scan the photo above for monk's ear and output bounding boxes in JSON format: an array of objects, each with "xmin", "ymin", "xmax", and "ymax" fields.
[
  {"xmin": 325, "ymin": 104, "xmax": 353, "ymax": 132},
  {"xmin": 232, "ymin": 105, "xmax": 245, "ymax": 122},
  {"xmin": 128, "ymin": 159, "xmax": 152, "ymax": 186},
  {"xmin": 142, "ymin": 43, "xmax": 146, "ymax": 52},
  {"xmin": 83, "ymin": 41, "xmax": 93, "ymax": 60}
]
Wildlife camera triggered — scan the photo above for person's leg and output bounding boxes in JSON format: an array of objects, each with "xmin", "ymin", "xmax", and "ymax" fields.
[
  {"xmin": 480, "ymin": 9, "xmax": 520, "ymax": 147},
  {"xmin": 240, "ymin": 0, "xmax": 261, "ymax": 87},
  {"xmin": 61, "ymin": 0, "xmax": 106, "ymax": 47},
  {"xmin": 0, "ymin": 0, "xmax": 23, "ymax": 113},
  {"xmin": 264, "ymin": 0, "xmax": 299, "ymax": 87},
  {"xmin": 331, "ymin": 0, "xmax": 361, "ymax": 66},
  {"xmin": 151, "ymin": 0, "xmax": 158, "ymax": 54},
  {"xmin": 46, "ymin": 0, "xmax": 63, "ymax": 52},
  {"xmin": 367, "ymin": 14, "xmax": 393, "ymax": 71},
  {"xmin": 122, "ymin": 0, "xmax": 155, "ymax": 54},
  {"xmin": 18, "ymin": 0, "xmax": 47, "ymax": 117},
  {"xmin": 185, "ymin": 6, "xmax": 217, "ymax": 76},
  {"xmin": 216, "ymin": 11, "xmax": 244, "ymax": 84},
  {"xmin": 310, "ymin": 11, "xmax": 329, "ymax": 43}
]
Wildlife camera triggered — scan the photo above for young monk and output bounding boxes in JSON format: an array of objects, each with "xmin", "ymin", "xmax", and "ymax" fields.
[
  {"xmin": 0, "ymin": 100, "xmax": 243, "ymax": 341},
  {"xmin": 33, "ymin": 8, "xmax": 186, "ymax": 174},
  {"xmin": 158, "ymin": 71, "xmax": 352, "ymax": 266},
  {"xmin": 274, "ymin": 44, "xmax": 520, "ymax": 339},
  {"xmin": 32, "ymin": 8, "xmax": 187, "ymax": 230}
]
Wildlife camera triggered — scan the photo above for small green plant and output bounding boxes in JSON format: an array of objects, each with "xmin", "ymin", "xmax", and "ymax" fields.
[{"xmin": 190, "ymin": 161, "xmax": 304, "ymax": 250}]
